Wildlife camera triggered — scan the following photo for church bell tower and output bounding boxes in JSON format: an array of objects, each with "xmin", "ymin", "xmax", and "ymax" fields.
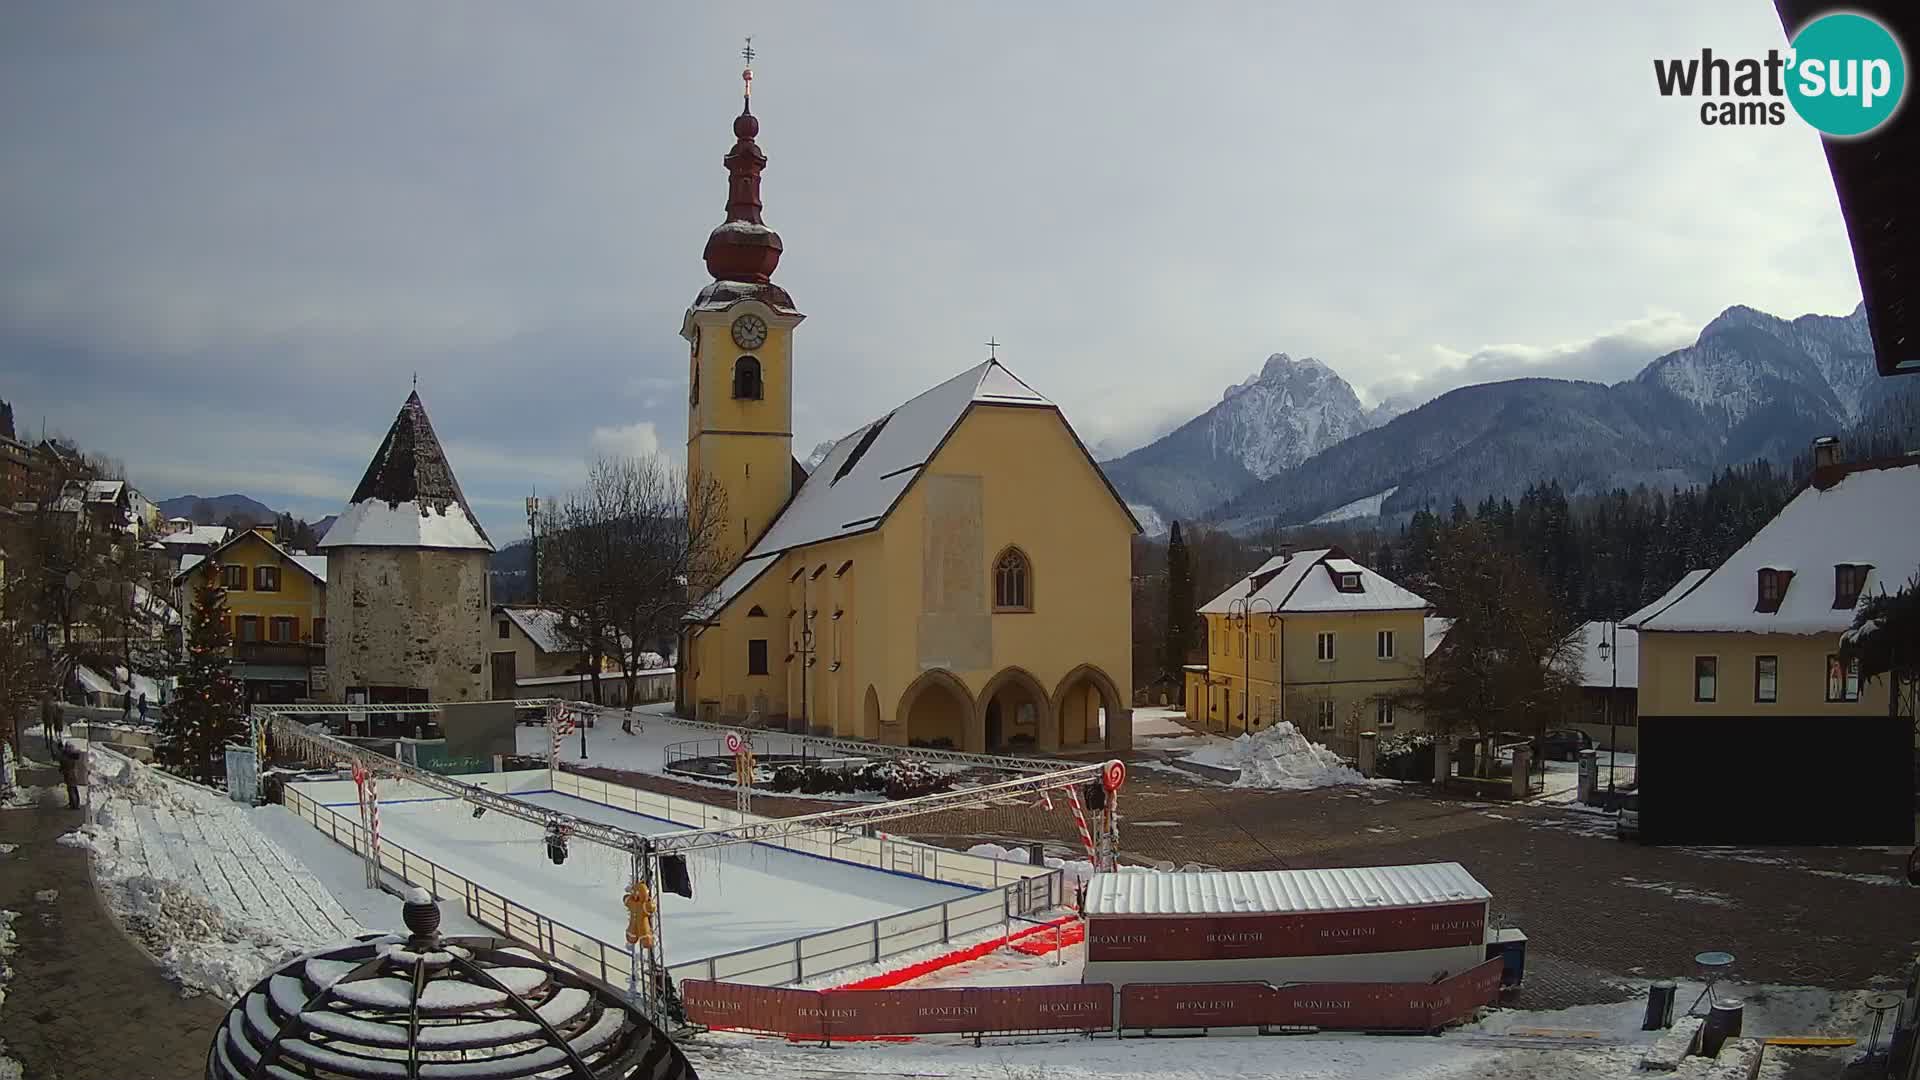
[{"xmin": 682, "ymin": 40, "xmax": 805, "ymax": 565}]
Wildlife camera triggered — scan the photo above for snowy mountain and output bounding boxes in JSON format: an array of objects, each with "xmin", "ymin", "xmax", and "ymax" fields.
[
  {"xmin": 1103, "ymin": 353, "xmax": 1385, "ymax": 526},
  {"xmin": 1212, "ymin": 303, "xmax": 1883, "ymax": 530}
]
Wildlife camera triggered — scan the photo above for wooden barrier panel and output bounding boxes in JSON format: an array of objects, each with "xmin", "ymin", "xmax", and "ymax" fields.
[
  {"xmin": 1089, "ymin": 902, "xmax": 1486, "ymax": 962},
  {"xmin": 823, "ymin": 984, "xmax": 1114, "ymax": 1036},
  {"xmin": 1118, "ymin": 957, "xmax": 1507, "ymax": 1032}
]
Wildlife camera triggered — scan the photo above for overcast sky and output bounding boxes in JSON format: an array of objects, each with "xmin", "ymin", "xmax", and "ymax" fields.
[{"xmin": 0, "ymin": 2, "xmax": 1867, "ymax": 540}]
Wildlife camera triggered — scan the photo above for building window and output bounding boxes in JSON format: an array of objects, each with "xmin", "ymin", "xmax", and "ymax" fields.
[
  {"xmin": 1754, "ymin": 656, "xmax": 1778, "ymax": 703},
  {"xmin": 221, "ymin": 564, "xmax": 247, "ymax": 591},
  {"xmin": 313, "ymin": 618, "xmax": 327, "ymax": 644},
  {"xmin": 1377, "ymin": 630, "xmax": 1394, "ymax": 659},
  {"xmin": 993, "ymin": 548, "xmax": 1032, "ymax": 611},
  {"xmin": 1338, "ymin": 572, "xmax": 1362, "ymax": 592},
  {"xmin": 1268, "ymin": 631, "xmax": 1276, "ymax": 659},
  {"xmin": 1375, "ymin": 698, "xmax": 1395, "ymax": 727},
  {"xmin": 732, "ymin": 356, "xmax": 763, "ymax": 400},
  {"xmin": 747, "ymin": 605, "xmax": 767, "ymax": 617},
  {"xmin": 1316, "ymin": 631, "xmax": 1336, "ymax": 661},
  {"xmin": 237, "ymin": 615, "xmax": 261, "ymax": 643},
  {"xmin": 1693, "ymin": 656, "xmax": 1717, "ymax": 702},
  {"xmin": 498, "ymin": 619, "xmax": 511, "ymax": 639},
  {"xmin": 268, "ymin": 616, "xmax": 297, "ymax": 643},
  {"xmin": 1755, "ymin": 568, "xmax": 1792, "ymax": 613},
  {"xmin": 1833, "ymin": 564, "xmax": 1870, "ymax": 610},
  {"xmin": 1826, "ymin": 654, "xmax": 1861, "ymax": 702},
  {"xmin": 1316, "ymin": 699, "xmax": 1336, "ymax": 731},
  {"xmin": 747, "ymin": 638, "xmax": 769, "ymax": 676},
  {"xmin": 255, "ymin": 565, "xmax": 281, "ymax": 592},
  {"xmin": 1253, "ymin": 635, "xmax": 1262, "ymax": 661}
]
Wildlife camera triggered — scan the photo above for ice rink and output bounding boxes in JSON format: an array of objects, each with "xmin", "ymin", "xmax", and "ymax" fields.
[{"xmin": 348, "ymin": 789, "xmax": 981, "ymax": 966}]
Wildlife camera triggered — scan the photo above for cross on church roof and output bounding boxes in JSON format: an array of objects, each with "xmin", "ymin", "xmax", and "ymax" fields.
[
  {"xmin": 985, "ymin": 337, "xmax": 1001, "ymax": 360},
  {"xmin": 741, "ymin": 36, "xmax": 754, "ymax": 101}
]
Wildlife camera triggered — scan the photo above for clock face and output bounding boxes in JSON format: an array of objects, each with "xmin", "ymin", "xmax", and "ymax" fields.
[{"xmin": 731, "ymin": 314, "xmax": 769, "ymax": 350}]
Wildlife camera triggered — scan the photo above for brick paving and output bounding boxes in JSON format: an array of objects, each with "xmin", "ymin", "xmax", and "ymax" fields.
[
  {"xmin": 573, "ymin": 758, "xmax": 1920, "ymax": 1012},
  {"xmin": 1, "ymin": 752, "xmax": 229, "ymax": 1080}
]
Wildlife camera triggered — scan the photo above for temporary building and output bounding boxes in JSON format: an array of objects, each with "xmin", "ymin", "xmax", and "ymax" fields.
[{"xmin": 1082, "ymin": 862, "xmax": 1492, "ymax": 988}]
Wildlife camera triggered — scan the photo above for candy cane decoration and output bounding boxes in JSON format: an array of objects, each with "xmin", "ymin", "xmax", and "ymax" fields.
[
  {"xmin": 1066, "ymin": 785, "xmax": 1097, "ymax": 863},
  {"xmin": 365, "ymin": 774, "xmax": 382, "ymax": 889}
]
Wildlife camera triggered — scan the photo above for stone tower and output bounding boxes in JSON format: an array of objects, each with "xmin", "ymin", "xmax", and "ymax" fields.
[{"xmin": 321, "ymin": 391, "xmax": 495, "ymax": 704}]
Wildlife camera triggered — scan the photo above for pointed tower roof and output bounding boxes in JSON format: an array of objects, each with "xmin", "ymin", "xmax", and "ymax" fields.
[
  {"xmin": 701, "ymin": 42, "xmax": 786, "ymax": 286},
  {"xmin": 319, "ymin": 391, "xmax": 494, "ymax": 551}
]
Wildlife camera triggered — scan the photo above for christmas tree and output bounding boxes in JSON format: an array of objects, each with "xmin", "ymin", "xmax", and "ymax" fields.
[{"xmin": 162, "ymin": 563, "xmax": 246, "ymax": 783}]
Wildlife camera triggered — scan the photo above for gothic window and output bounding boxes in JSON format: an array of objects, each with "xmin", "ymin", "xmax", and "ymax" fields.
[
  {"xmin": 733, "ymin": 356, "xmax": 763, "ymax": 400},
  {"xmin": 993, "ymin": 548, "xmax": 1032, "ymax": 611}
]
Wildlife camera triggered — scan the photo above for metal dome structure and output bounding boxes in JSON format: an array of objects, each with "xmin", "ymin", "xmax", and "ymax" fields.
[{"xmin": 207, "ymin": 889, "xmax": 697, "ymax": 1080}]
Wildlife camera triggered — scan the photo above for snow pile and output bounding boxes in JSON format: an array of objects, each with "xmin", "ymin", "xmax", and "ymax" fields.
[
  {"xmin": 61, "ymin": 749, "xmax": 366, "ymax": 1000},
  {"xmin": 319, "ymin": 498, "xmax": 491, "ymax": 551},
  {"xmin": 0, "ymin": 907, "xmax": 19, "ymax": 1080},
  {"xmin": 1184, "ymin": 722, "xmax": 1373, "ymax": 790}
]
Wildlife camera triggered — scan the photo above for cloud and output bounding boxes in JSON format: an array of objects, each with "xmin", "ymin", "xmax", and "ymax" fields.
[
  {"xmin": 1365, "ymin": 311, "xmax": 1705, "ymax": 411},
  {"xmin": 587, "ymin": 422, "xmax": 664, "ymax": 463}
]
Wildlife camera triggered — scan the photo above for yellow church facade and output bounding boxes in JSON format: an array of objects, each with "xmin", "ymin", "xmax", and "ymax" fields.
[{"xmin": 675, "ymin": 78, "xmax": 1136, "ymax": 754}]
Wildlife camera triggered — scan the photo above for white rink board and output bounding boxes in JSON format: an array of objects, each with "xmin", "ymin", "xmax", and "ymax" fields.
[{"xmin": 355, "ymin": 789, "xmax": 981, "ymax": 966}]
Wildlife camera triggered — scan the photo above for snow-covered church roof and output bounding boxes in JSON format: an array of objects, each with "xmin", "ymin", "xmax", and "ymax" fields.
[
  {"xmin": 320, "ymin": 391, "xmax": 494, "ymax": 552},
  {"xmin": 1199, "ymin": 548, "xmax": 1429, "ymax": 615},
  {"xmin": 1634, "ymin": 458, "xmax": 1920, "ymax": 635},
  {"xmin": 693, "ymin": 359, "xmax": 1132, "ymax": 619}
]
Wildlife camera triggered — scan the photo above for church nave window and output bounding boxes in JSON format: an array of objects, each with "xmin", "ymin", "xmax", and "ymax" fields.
[
  {"xmin": 993, "ymin": 547, "xmax": 1032, "ymax": 612},
  {"xmin": 733, "ymin": 355, "xmax": 763, "ymax": 400}
]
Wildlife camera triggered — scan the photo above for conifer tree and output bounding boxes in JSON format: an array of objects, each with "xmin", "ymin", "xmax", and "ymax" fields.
[
  {"xmin": 162, "ymin": 564, "xmax": 246, "ymax": 782},
  {"xmin": 1163, "ymin": 522, "xmax": 1194, "ymax": 684}
]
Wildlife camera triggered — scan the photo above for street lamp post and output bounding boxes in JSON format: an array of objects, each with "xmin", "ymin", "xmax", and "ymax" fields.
[
  {"xmin": 1597, "ymin": 620, "xmax": 1619, "ymax": 792},
  {"xmin": 1227, "ymin": 595, "xmax": 1278, "ymax": 737}
]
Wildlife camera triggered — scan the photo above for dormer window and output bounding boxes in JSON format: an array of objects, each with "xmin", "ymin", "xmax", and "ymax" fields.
[
  {"xmin": 732, "ymin": 355, "xmax": 763, "ymax": 400},
  {"xmin": 1324, "ymin": 557, "xmax": 1367, "ymax": 594},
  {"xmin": 1754, "ymin": 568, "xmax": 1793, "ymax": 613},
  {"xmin": 1338, "ymin": 573, "xmax": 1361, "ymax": 592},
  {"xmin": 1833, "ymin": 564, "xmax": 1870, "ymax": 610}
]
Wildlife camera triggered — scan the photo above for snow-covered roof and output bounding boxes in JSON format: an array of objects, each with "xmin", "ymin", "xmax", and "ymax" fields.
[
  {"xmin": 1575, "ymin": 621, "xmax": 1638, "ymax": 689},
  {"xmin": 293, "ymin": 555, "xmax": 327, "ymax": 583},
  {"xmin": 1200, "ymin": 549, "xmax": 1429, "ymax": 615},
  {"xmin": 71, "ymin": 664, "xmax": 117, "ymax": 696},
  {"xmin": 85, "ymin": 479, "xmax": 125, "ymax": 502},
  {"xmin": 1620, "ymin": 569, "xmax": 1711, "ymax": 629},
  {"xmin": 693, "ymin": 359, "xmax": 1132, "ymax": 619},
  {"xmin": 500, "ymin": 607, "xmax": 577, "ymax": 654},
  {"xmin": 1636, "ymin": 460, "xmax": 1920, "ymax": 634},
  {"xmin": 320, "ymin": 391, "xmax": 494, "ymax": 552},
  {"xmin": 160, "ymin": 525, "xmax": 231, "ymax": 547},
  {"xmin": 1085, "ymin": 862, "xmax": 1489, "ymax": 917},
  {"xmin": 175, "ymin": 531, "xmax": 327, "ymax": 586},
  {"xmin": 1424, "ymin": 616, "xmax": 1453, "ymax": 658}
]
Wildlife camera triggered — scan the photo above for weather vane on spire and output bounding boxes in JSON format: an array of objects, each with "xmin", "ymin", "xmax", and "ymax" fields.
[{"xmin": 741, "ymin": 36, "xmax": 755, "ymax": 104}]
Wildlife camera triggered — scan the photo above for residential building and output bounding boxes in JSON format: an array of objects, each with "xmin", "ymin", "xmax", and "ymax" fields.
[
  {"xmin": 1564, "ymin": 621, "xmax": 1641, "ymax": 751},
  {"xmin": 159, "ymin": 524, "xmax": 232, "ymax": 568},
  {"xmin": 487, "ymin": 604, "xmax": 659, "ymax": 700},
  {"xmin": 175, "ymin": 526, "xmax": 328, "ymax": 704},
  {"xmin": 1186, "ymin": 548, "xmax": 1429, "ymax": 758},
  {"xmin": 320, "ymin": 392, "xmax": 494, "ymax": 705},
  {"xmin": 678, "ymin": 84, "xmax": 1136, "ymax": 752},
  {"xmin": 1626, "ymin": 445, "xmax": 1917, "ymax": 843}
]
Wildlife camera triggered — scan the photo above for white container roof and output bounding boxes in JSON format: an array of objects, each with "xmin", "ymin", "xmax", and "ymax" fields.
[{"xmin": 1085, "ymin": 862, "xmax": 1489, "ymax": 917}]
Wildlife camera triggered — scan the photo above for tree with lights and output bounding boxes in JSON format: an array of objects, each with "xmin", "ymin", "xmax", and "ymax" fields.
[{"xmin": 160, "ymin": 563, "xmax": 246, "ymax": 783}]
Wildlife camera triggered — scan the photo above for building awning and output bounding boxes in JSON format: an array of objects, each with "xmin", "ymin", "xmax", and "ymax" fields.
[{"xmin": 233, "ymin": 664, "xmax": 311, "ymax": 683}]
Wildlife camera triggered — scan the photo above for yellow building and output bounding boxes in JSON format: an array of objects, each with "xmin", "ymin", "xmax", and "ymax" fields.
[
  {"xmin": 1626, "ymin": 451, "xmax": 1917, "ymax": 844},
  {"xmin": 677, "ymin": 84, "xmax": 1137, "ymax": 753},
  {"xmin": 175, "ymin": 526, "xmax": 328, "ymax": 703},
  {"xmin": 1186, "ymin": 548, "xmax": 1429, "ymax": 757}
]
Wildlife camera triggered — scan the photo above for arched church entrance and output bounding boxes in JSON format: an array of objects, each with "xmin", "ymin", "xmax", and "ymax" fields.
[
  {"xmin": 896, "ymin": 670, "xmax": 975, "ymax": 751},
  {"xmin": 977, "ymin": 668, "xmax": 1051, "ymax": 754},
  {"xmin": 1052, "ymin": 665, "xmax": 1126, "ymax": 750}
]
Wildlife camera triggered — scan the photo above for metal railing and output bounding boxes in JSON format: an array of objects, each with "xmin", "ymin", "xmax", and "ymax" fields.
[{"xmin": 282, "ymin": 776, "xmax": 1062, "ymax": 989}]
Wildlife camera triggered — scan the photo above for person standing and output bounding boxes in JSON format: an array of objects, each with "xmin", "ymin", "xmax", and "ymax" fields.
[
  {"xmin": 58, "ymin": 739, "xmax": 87, "ymax": 809},
  {"xmin": 138, "ymin": 692, "xmax": 149, "ymax": 724},
  {"xmin": 41, "ymin": 692, "xmax": 61, "ymax": 750}
]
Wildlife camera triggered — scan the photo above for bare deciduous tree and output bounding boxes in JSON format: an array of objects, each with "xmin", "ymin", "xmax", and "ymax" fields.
[{"xmin": 541, "ymin": 457, "xmax": 732, "ymax": 718}]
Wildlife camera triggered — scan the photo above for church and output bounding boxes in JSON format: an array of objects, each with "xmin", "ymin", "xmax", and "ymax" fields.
[{"xmin": 677, "ymin": 66, "xmax": 1137, "ymax": 754}]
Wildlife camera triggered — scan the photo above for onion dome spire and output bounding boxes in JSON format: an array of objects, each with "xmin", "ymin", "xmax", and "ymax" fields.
[{"xmin": 703, "ymin": 37, "xmax": 784, "ymax": 283}]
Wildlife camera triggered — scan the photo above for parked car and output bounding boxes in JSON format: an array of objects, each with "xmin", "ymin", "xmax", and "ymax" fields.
[
  {"xmin": 1536, "ymin": 728, "xmax": 1594, "ymax": 762},
  {"xmin": 1616, "ymin": 792, "xmax": 1641, "ymax": 843}
]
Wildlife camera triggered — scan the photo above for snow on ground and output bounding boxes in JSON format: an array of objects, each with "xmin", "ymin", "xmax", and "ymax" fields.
[
  {"xmin": 58, "ymin": 750, "xmax": 367, "ymax": 999},
  {"xmin": 354, "ymin": 789, "xmax": 978, "ymax": 966},
  {"xmin": 247, "ymin": 803, "xmax": 491, "ymax": 937},
  {"xmin": 0, "ymin": 907, "xmax": 18, "ymax": 1080},
  {"xmin": 516, "ymin": 715, "xmax": 892, "ymax": 803},
  {"xmin": 1310, "ymin": 484, "xmax": 1400, "ymax": 524},
  {"xmin": 1183, "ymin": 722, "xmax": 1380, "ymax": 791}
]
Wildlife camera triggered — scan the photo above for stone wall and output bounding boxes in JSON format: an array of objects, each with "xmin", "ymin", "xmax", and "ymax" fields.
[{"xmin": 324, "ymin": 546, "xmax": 489, "ymax": 703}]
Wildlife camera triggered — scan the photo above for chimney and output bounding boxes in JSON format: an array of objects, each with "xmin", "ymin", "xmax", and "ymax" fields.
[
  {"xmin": 1810, "ymin": 435, "xmax": 1845, "ymax": 489},
  {"xmin": 1811, "ymin": 435, "xmax": 1841, "ymax": 470}
]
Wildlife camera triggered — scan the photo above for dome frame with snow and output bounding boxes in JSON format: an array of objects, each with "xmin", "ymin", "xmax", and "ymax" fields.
[{"xmin": 205, "ymin": 890, "xmax": 696, "ymax": 1080}]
